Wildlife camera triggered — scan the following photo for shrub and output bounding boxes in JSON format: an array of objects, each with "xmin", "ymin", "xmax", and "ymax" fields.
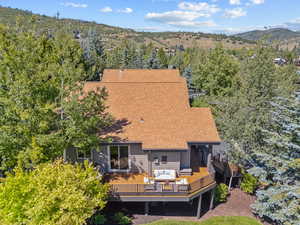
[
  {"xmin": 93, "ymin": 214, "xmax": 107, "ymax": 225},
  {"xmin": 113, "ymin": 212, "xmax": 132, "ymax": 225},
  {"xmin": 0, "ymin": 160, "xmax": 109, "ymax": 225},
  {"xmin": 215, "ymin": 183, "xmax": 229, "ymax": 203},
  {"xmin": 240, "ymin": 172, "xmax": 259, "ymax": 194}
]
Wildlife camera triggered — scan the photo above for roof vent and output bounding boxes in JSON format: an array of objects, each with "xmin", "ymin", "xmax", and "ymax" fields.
[{"xmin": 118, "ymin": 69, "xmax": 123, "ymax": 79}]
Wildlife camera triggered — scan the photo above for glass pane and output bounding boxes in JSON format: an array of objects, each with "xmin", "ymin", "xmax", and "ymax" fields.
[
  {"xmin": 86, "ymin": 150, "xmax": 91, "ymax": 159},
  {"xmin": 119, "ymin": 146, "xmax": 129, "ymax": 170},
  {"xmin": 78, "ymin": 151, "xmax": 85, "ymax": 159},
  {"xmin": 110, "ymin": 146, "xmax": 119, "ymax": 170},
  {"xmin": 161, "ymin": 156, "xmax": 167, "ymax": 164}
]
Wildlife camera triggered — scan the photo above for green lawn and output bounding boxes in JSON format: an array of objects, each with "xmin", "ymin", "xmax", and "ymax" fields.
[{"xmin": 145, "ymin": 216, "xmax": 262, "ymax": 225}]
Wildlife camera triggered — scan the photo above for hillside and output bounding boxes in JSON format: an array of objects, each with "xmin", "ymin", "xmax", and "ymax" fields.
[
  {"xmin": 235, "ymin": 28, "xmax": 300, "ymax": 50},
  {"xmin": 235, "ymin": 28, "xmax": 300, "ymax": 41},
  {"xmin": 0, "ymin": 6, "xmax": 254, "ymax": 50}
]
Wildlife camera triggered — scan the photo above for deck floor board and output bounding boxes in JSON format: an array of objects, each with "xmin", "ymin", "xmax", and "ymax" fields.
[{"xmin": 105, "ymin": 167, "xmax": 209, "ymax": 185}]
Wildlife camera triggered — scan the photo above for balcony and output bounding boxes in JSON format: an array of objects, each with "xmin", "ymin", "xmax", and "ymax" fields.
[{"xmin": 105, "ymin": 167, "xmax": 216, "ymax": 200}]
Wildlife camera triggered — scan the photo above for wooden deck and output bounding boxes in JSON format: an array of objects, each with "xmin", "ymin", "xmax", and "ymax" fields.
[
  {"xmin": 106, "ymin": 167, "xmax": 209, "ymax": 185},
  {"xmin": 105, "ymin": 167, "xmax": 215, "ymax": 198}
]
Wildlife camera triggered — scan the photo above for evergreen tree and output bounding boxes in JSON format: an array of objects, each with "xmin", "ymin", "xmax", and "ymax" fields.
[
  {"xmin": 215, "ymin": 44, "xmax": 299, "ymax": 224},
  {"xmin": 81, "ymin": 28, "xmax": 106, "ymax": 80},
  {"xmin": 157, "ymin": 48, "xmax": 168, "ymax": 68},
  {"xmin": 182, "ymin": 66, "xmax": 193, "ymax": 89},
  {"xmin": 250, "ymin": 94, "xmax": 300, "ymax": 225},
  {"xmin": 144, "ymin": 49, "xmax": 160, "ymax": 69},
  {"xmin": 119, "ymin": 41, "xmax": 137, "ymax": 69}
]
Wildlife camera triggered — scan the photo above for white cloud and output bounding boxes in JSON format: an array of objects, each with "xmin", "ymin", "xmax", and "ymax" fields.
[
  {"xmin": 146, "ymin": 10, "xmax": 210, "ymax": 23},
  {"xmin": 168, "ymin": 20, "xmax": 216, "ymax": 28},
  {"xmin": 60, "ymin": 2, "xmax": 88, "ymax": 8},
  {"xmin": 145, "ymin": 1, "xmax": 220, "ymax": 29},
  {"xmin": 229, "ymin": 0, "xmax": 241, "ymax": 5},
  {"xmin": 100, "ymin": 6, "xmax": 112, "ymax": 13},
  {"xmin": 250, "ymin": 0, "xmax": 265, "ymax": 5},
  {"xmin": 145, "ymin": 11, "xmax": 216, "ymax": 28},
  {"xmin": 224, "ymin": 8, "xmax": 247, "ymax": 19},
  {"xmin": 178, "ymin": 2, "xmax": 220, "ymax": 14},
  {"xmin": 118, "ymin": 8, "xmax": 133, "ymax": 14}
]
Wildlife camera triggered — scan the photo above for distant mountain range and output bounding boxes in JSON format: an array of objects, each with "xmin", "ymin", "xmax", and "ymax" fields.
[{"xmin": 235, "ymin": 28, "xmax": 300, "ymax": 42}]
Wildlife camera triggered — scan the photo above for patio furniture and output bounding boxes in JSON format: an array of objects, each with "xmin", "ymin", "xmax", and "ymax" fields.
[
  {"xmin": 163, "ymin": 184, "xmax": 173, "ymax": 192},
  {"xmin": 144, "ymin": 177, "xmax": 149, "ymax": 183},
  {"xmin": 179, "ymin": 168, "xmax": 192, "ymax": 176},
  {"xmin": 175, "ymin": 178, "xmax": 188, "ymax": 185},
  {"xmin": 153, "ymin": 169, "xmax": 176, "ymax": 181}
]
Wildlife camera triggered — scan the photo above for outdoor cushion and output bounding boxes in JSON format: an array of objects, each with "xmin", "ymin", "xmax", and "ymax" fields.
[{"xmin": 153, "ymin": 169, "xmax": 176, "ymax": 180}]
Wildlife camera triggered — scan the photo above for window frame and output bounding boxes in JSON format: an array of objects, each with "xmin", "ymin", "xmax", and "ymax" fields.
[
  {"xmin": 161, "ymin": 155, "xmax": 168, "ymax": 164},
  {"xmin": 107, "ymin": 145, "xmax": 130, "ymax": 172},
  {"xmin": 77, "ymin": 150, "xmax": 91, "ymax": 160}
]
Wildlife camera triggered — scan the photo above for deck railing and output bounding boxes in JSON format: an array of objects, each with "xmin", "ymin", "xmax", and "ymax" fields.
[
  {"xmin": 109, "ymin": 174, "xmax": 215, "ymax": 195},
  {"xmin": 189, "ymin": 174, "xmax": 215, "ymax": 193}
]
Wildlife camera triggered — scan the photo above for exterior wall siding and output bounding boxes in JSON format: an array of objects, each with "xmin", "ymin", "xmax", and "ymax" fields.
[
  {"xmin": 149, "ymin": 151, "xmax": 181, "ymax": 173},
  {"xmin": 66, "ymin": 144, "xmax": 192, "ymax": 174},
  {"xmin": 180, "ymin": 150, "xmax": 190, "ymax": 169},
  {"xmin": 92, "ymin": 145, "xmax": 109, "ymax": 172},
  {"xmin": 128, "ymin": 144, "xmax": 148, "ymax": 173}
]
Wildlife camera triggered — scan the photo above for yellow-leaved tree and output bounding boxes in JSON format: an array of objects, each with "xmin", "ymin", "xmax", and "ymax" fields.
[{"xmin": 0, "ymin": 160, "xmax": 109, "ymax": 225}]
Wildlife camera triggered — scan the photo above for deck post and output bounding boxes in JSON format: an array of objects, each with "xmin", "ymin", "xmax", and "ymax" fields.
[
  {"xmin": 196, "ymin": 194, "xmax": 202, "ymax": 219},
  {"xmin": 145, "ymin": 202, "xmax": 149, "ymax": 216},
  {"xmin": 238, "ymin": 177, "xmax": 242, "ymax": 187},
  {"xmin": 209, "ymin": 188, "xmax": 215, "ymax": 210},
  {"xmin": 228, "ymin": 175, "xmax": 233, "ymax": 192}
]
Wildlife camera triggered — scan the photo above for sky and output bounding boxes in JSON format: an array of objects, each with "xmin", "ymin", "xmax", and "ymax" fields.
[{"xmin": 0, "ymin": 0, "xmax": 300, "ymax": 33}]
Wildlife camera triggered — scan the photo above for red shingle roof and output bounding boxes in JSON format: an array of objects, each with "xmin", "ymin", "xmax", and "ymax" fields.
[{"xmin": 84, "ymin": 69, "xmax": 221, "ymax": 149}]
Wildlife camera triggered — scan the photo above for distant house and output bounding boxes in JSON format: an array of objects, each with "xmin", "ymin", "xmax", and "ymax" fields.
[
  {"xmin": 294, "ymin": 58, "xmax": 300, "ymax": 67},
  {"xmin": 65, "ymin": 69, "xmax": 221, "ymax": 218},
  {"xmin": 273, "ymin": 58, "xmax": 287, "ymax": 65}
]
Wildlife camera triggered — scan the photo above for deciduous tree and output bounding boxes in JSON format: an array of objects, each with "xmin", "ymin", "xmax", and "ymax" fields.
[
  {"xmin": 0, "ymin": 25, "xmax": 112, "ymax": 170},
  {"xmin": 0, "ymin": 160, "xmax": 109, "ymax": 225}
]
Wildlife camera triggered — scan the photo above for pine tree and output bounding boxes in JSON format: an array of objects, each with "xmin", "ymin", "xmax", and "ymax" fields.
[
  {"xmin": 144, "ymin": 49, "xmax": 160, "ymax": 69},
  {"xmin": 81, "ymin": 28, "xmax": 106, "ymax": 80},
  {"xmin": 215, "ymin": 44, "xmax": 299, "ymax": 224},
  {"xmin": 250, "ymin": 94, "xmax": 300, "ymax": 225},
  {"xmin": 182, "ymin": 66, "xmax": 193, "ymax": 89},
  {"xmin": 157, "ymin": 48, "xmax": 168, "ymax": 68}
]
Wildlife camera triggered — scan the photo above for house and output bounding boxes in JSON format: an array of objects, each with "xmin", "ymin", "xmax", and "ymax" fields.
[
  {"xmin": 273, "ymin": 57, "xmax": 287, "ymax": 65},
  {"xmin": 65, "ymin": 69, "xmax": 221, "ymax": 218}
]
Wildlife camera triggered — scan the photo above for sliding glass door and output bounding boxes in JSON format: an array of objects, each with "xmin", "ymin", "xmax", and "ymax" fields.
[{"xmin": 109, "ymin": 145, "xmax": 129, "ymax": 171}]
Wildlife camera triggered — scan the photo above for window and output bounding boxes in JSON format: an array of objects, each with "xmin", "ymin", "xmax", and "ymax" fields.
[
  {"xmin": 161, "ymin": 156, "xmax": 168, "ymax": 164},
  {"xmin": 154, "ymin": 157, "xmax": 159, "ymax": 165},
  {"xmin": 77, "ymin": 150, "xmax": 91, "ymax": 160},
  {"xmin": 109, "ymin": 145, "xmax": 129, "ymax": 171}
]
